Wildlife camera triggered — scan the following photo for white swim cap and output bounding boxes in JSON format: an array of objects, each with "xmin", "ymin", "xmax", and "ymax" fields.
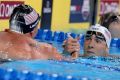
[{"xmin": 88, "ymin": 24, "xmax": 111, "ymax": 48}]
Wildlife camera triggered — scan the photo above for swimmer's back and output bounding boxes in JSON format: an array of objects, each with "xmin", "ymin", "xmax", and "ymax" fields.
[
  {"xmin": 0, "ymin": 31, "xmax": 35, "ymax": 59},
  {"xmin": 0, "ymin": 31, "xmax": 63, "ymax": 60}
]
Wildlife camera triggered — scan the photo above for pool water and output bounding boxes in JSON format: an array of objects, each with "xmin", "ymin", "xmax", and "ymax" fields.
[{"xmin": 0, "ymin": 57, "xmax": 120, "ymax": 80}]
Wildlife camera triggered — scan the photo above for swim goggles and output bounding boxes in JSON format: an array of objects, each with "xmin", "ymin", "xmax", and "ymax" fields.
[{"xmin": 85, "ymin": 31, "xmax": 106, "ymax": 42}]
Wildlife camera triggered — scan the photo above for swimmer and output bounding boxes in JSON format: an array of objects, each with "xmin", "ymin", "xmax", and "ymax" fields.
[
  {"xmin": 0, "ymin": 4, "xmax": 69, "ymax": 60},
  {"xmin": 83, "ymin": 24, "xmax": 111, "ymax": 57},
  {"xmin": 63, "ymin": 24, "xmax": 119, "ymax": 58}
]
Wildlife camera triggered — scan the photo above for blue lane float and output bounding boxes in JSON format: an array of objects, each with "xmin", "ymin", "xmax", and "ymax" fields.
[
  {"xmin": 0, "ymin": 58, "xmax": 120, "ymax": 80},
  {"xmin": 34, "ymin": 29, "xmax": 120, "ymax": 48},
  {"xmin": 0, "ymin": 67, "xmax": 89, "ymax": 80}
]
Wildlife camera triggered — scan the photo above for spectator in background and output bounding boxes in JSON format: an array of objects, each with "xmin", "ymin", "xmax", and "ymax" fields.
[
  {"xmin": 99, "ymin": 12, "xmax": 120, "ymax": 38},
  {"xmin": 0, "ymin": 4, "xmax": 79, "ymax": 60}
]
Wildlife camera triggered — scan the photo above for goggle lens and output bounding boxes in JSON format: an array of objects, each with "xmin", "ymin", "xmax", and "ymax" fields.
[{"xmin": 85, "ymin": 31, "xmax": 106, "ymax": 41}]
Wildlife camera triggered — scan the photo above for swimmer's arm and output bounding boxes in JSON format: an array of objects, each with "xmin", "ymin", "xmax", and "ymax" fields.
[
  {"xmin": 62, "ymin": 36, "xmax": 80, "ymax": 59},
  {"xmin": 31, "ymin": 41, "xmax": 64, "ymax": 60}
]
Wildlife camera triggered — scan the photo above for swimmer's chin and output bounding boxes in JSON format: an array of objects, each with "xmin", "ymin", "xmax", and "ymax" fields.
[{"xmin": 84, "ymin": 51, "xmax": 96, "ymax": 57}]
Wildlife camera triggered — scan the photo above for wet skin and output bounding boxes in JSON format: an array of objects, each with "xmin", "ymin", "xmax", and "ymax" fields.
[
  {"xmin": 0, "ymin": 30, "xmax": 63, "ymax": 60},
  {"xmin": 84, "ymin": 35, "xmax": 109, "ymax": 57}
]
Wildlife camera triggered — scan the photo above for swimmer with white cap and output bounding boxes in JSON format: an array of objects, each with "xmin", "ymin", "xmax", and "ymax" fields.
[
  {"xmin": 63, "ymin": 24, "xmax": 120, "ymax": 58},
  {"xmin": 83, "ymin": 24, "xmax": 111, "ymax": 57}
]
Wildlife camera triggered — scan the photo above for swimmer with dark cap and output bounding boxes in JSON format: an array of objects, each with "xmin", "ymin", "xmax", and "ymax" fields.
[{"xmin": 0, "ymin": 4, "xmax": 74, "ymax": 60}]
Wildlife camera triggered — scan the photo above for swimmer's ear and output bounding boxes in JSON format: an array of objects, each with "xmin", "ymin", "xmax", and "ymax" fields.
[
  {"xmin": 29, "ymin": 32, "xmax": 34, "ymax": 38},
  {"xmin": 105, "ymin": 47, "xmax": 109, "ymax": 56}
]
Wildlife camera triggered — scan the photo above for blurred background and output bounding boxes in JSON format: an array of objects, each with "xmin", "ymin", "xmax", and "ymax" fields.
[{"xmin": 0, "ymin": 0, "xmax": 120, "ymax": 34}]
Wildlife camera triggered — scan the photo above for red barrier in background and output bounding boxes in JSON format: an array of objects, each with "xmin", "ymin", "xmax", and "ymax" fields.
[{"xmin": 0, "ymin": 1, "xmax": 24, "ymax": 19}]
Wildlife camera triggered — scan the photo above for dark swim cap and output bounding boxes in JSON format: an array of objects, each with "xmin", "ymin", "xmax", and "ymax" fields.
[{"xmin": 9, "ymin": 4, "xmax": 40, "ymax": 34}]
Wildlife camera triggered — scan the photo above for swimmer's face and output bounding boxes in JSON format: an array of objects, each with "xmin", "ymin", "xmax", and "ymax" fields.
[{"xmin": 84, "ymin": 31, "xmax": 108, "ymax": 57}]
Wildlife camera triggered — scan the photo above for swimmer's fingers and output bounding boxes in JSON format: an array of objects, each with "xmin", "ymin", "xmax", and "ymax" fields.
[
  {"xmin": 71, "ymin": 52, "xmax": 80, "ymax": 59},
  {"xmin": 65, "ymin": 46, "xmax": 80, "ymax": 53},
  {"xmin": 64, "ymin": 39, "xmax": 80, "ymax": 52},
  {"xmin": 63, "ymin": 38, "xmax": 79, "ymax": 47}
]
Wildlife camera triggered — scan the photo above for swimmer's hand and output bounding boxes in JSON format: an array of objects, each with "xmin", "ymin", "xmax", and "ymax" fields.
[{"xmin": 62, "ymin": 35, "xmax": 80, "ymax": 59}]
